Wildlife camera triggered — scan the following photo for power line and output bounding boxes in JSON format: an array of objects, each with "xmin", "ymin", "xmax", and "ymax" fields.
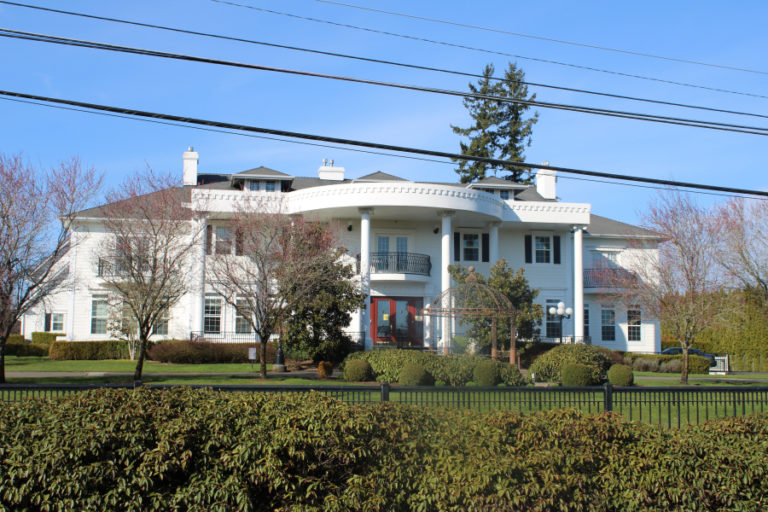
[
  {"xmin": 1, "ymin": 88, "xmax": 767, "ymax": 198},
  {"xmin": 211, "ymin": 0, "xmax": 768, "ymax": 101},
  {"xmin": 314, "ymin": 0, "xmax": 768, "ymax": 76},
  {"xmin": 2, "ymin": 94, "xmax": 760, "ymax": 202},
  {"xmin": 4, "ymin": 28, "xmax": 768, "ymax": 137},
  {"xmin": 2, "ymin": 1, "xmax": 765, "ymax": 121}
]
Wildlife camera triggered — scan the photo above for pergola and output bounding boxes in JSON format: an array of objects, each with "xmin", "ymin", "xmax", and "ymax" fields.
[{"xmin": 423, "ymin": 268, "xmax": 518, "ymax": 365}]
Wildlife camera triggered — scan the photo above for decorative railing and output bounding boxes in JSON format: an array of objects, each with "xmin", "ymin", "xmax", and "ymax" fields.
[
  {"xmin": 583, "ymin": 268, "xmax": 635, "ymax": 288},
  {"xmin": 190, "ymin": 331, "xmax": 259, "ymax": 343},
  {"xmin": 357, "ymin": 252, "xmax": 431, "ymax": 276}
]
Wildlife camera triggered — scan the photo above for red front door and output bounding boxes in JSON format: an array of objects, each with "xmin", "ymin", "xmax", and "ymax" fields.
[{"xmin": 371, "ymin": 297, "xmax": 424, "ymax": 347}]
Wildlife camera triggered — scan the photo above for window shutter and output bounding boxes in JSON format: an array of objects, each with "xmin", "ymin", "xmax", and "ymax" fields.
[
  {"xmin": 553, "ymin": 235, "xmax": 561, "ymax": 264},
  {"xmin": 453, "ymin": 232, "xmax": 460, "ymax": 261},
  {"xmin": 481, "ymin": 233, "xmax": 489, "ymax": 262},
  {"xmin": 205, "ymin": 225, "xmax": 213, "ymax": 255},
  {"xmin": 235, "ymin": 230, "xmax": 243, "ymax": 256},
  {"xmin": 524, "ymin": 235, "xmax": 532, "ymax": 264},
  {"xmin": 44, "ymin": 313, "xmax": 52, "ymax": 332}
]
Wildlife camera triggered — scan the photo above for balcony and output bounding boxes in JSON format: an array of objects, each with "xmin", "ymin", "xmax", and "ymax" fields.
[
  {"xmin": 583, "ymin": 268, "xmax": 635, "ymax": 288},
  {"xmin": 357, "ymin": 252, "xmax": 431, "ymax": 277}
]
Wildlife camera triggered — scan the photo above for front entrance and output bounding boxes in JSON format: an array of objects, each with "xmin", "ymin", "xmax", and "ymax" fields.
[{"xmin": 371, "ymin": 297, "xmax": 424, "ymax": 347}]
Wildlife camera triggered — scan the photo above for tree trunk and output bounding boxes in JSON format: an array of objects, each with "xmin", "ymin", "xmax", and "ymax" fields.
[
  {"xmin": 259, "ymin": 331, "xmax": 270, "ymax": 379},
  {"xmin": 491, "ymin": 316, "xmax": 498, "ymax": 360},
  {"xmin": 133, "ymin": 336, "xmax": 148, "ymax": 381},
  {"xmin": 0, "ymin": 338, "xmax": 6, "ymax": 384},
  {"xmin": 680, "ymin": 345, "xmax": 689, "ymax": 385},
  {"xmin": 509, "ymin": 318, "xmax": 517, "ymax": 367}
]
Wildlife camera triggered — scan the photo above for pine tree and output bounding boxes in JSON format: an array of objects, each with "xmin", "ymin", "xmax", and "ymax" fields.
[{"xmin": 451, "ymin": 63, "xmax": 538, "ymax": 183}]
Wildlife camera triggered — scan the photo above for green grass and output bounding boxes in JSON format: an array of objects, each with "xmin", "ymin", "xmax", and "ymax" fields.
[
  {"xmin": 4, "ymin": 356, "xmax": 270, "ymax": 374},
  {"xmin": 634, "ymin": 371, "xmax": 768, "ymax": 387}
]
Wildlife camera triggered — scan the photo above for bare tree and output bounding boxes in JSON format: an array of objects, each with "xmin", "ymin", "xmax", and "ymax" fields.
[
  {"xmin": 0, "ymin": 154, "xmax": 100, "ymax": 382},
  {"xmin": 608, "ymin": 191, "xmax": 730, "ymax": 384},
  {"xmin": 208, "ymin": 197, "xmax": 345, "ymax": 378},
  {"xmin": 96, "ymin": 169, "xmax": 203, "ymax": 381},
  {"xmin": 717, "ymin": 197, "xmax": 768, "ymax": 303}
]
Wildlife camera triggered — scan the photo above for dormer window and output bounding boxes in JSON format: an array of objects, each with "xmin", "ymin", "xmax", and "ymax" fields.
[
  {"xmin": 247, "ymin": 180, "xmax": 260, "ymax": 191},
  {"xmin": 265, "ymin": 181, "xmax": 276, "ymax": 192},
  {"xmin": 500, "ymin": 190, "xmax": 510, "ymax": 200}
]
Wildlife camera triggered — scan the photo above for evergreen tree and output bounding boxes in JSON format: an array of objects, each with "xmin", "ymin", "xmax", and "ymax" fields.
[{"xmin": 451, "ymin": 63, "xmax": 538, "ymax": 183}]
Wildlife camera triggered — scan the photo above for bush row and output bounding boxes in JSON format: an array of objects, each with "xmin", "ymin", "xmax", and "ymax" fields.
[
  {"xmin": 529, "ymin": 344, "xmax": 611, "ymax": 384},
  {"xmin": 344, "ymin": 349, "xmax": 526, "ymax": 386},
  {"xmin": 48, "ymin": 341, "xmax": 129, "ymax": 360},
  {"xmin": 147, "ymin": 340, "xmax": 276, "ymax": 364},
  {"xmin": 30, "ymin": 332, "xmax": 65, "ymax": 345},
  {"xmin": 1, "ymin": 388, "xmax": 767, "ymax": 511},
  {"xmin": 625, "ymin": 353, "xmax": 711, "ymax": 374}
]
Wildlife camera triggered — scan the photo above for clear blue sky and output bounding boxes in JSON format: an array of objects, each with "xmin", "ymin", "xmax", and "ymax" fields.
[{"xmin": 2, "ymin": 0, "xmax": 766, "ymax": 225}]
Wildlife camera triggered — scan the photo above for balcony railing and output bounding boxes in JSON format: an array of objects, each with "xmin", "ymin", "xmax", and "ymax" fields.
[
  {"xmin": 583, "ymin": 268, "xmax": 635, "ymax": 288},
  {"xmin": 357, "ymin": 252, "xmax": 431, "ymax": 276}
]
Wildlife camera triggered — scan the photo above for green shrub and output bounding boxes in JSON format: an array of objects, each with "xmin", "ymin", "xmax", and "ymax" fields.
[
  {"xmin": 4, "ymin": 343, "xmax": 48, "ymax": 356},
  {"xmin": 529, "ymin": 344, "xmax": 610, "ymax": 383},
  {"xmin": 660, "ymin": 359, "xmax": 682, "ymax": 373},
  {"xmin": 48, "ymin": 341, "xmax": 129, "ymax": 360},
  {"xmin": 499, "ymin": 363, "xmax": 527, "ymax": 386},
  {"xmin": 317, "ymin": 361, "xmax": 334, "ymax": 378},
  {"xmin": 343, "ymin": 359, "xmax": 373, "ymax": 382},
  {"xmin": 31, "ymin": 332, "xmax": 64, "ymax": 345},
  {"xmin": 473, "ymin": 359, "xmax": 501, "ymax": 386},
  {"xmin": 6, "ymin": 334, "xmax": 25, "ymax": 345},
  {"xmin": 594, "ymin": 346, "xmax": 628, "ymax": 366},
  {"xmin": 147, "ymin": 341, "xmax": 275, "ymax": 364},
  {"xmin": 625, "ymin": 353, "xmax": 711, "ymax": 374},
  {"xmin": 560, "ymin": 363, "xmax": 596, "ymax": 386},
  {"xmin": 632, "ymin": 357, "xmax": 660, "ymax": 372},
  {"xmin": 398, "ymin": 362, "xmax": 434, "ymax": 386},
  {"xmin": 607, "ymin": 364, "xmax": 634, "ymax": 386}
]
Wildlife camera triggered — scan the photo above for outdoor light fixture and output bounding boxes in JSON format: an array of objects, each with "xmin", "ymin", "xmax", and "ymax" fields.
[
  {"xmin": 347, "ymin": 224, "xmax": 353, "ymax": 232},
  {"xmin": 548, "ymin": 301, "xmax": 573, "ymax": 344}
]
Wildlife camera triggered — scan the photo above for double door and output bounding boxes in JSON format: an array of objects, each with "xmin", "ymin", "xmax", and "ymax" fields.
[{"xmin": 372, "ymin": 297, "xmax": 423, "ymax": 347}]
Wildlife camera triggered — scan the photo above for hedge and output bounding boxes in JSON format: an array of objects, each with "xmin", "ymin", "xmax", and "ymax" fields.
[
  {"xmin": 4, "ymin": 343, "xmax": 48, "ymax": 357},
  {"xmin": 625, "ymin": 353, "xmax": 711, "ymax": 374},
  {"xmin": 48, "ymin": 341, "xmax": 129, "ymax": 360},
  {"xmin": 5, "ymin": 334, "xmax": 24, "ymax": 345},
  {"xmin": 148, "ymin": 340, "xmax": 276, "ymax": 364},
  {"xmin": 30, "ymin": 332, "xmax": 65, "ymax": 345},
  {"xmin": 529, "ymin": 344, "xmax": 611, "ymax": 383},
  {"xmin": 1, "ymin": 388, "xmax": 767, "ymax": 511}
]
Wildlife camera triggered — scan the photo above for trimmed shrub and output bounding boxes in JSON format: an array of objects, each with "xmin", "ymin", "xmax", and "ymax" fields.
[
  {"xmin": 529, "ymin": 344, "xmax": 610, "ymax": 383},
  {"xmin": 148, "ymin": 341, "xmax": 276, "ymax": 364},
  {"xmin": 660, "ymin": 359, "xmax": 682, "ymax": 373},
  {"xmin": 343, "ymin": 359, "xmax": 373, "ymax": 382},
  {"xmin": 6, "ymin": 334, "xmax": 25, "ymax": 345},
  {"xmin": 317, "ymin": 361, "xmax": 334, "ymax": 378},
  {"xmin": 5, "ymin": 343, "xmax": 48, "ymax": 357},
  {"xmin": 31, "ymin": 332, "xmax": 64, "ymax": 345},
  {"xmin": 500, "ymin": 363, "xmax": 527, "ymax": 386},
  {"xmin": 49, "ymin": 341, "xmax": 129, "ymax": 360},
  {"xmin": 607, "ymin": 364, "xmax": 634, "ymax": 386},
  {"xmin": 560, "ymin": 363, "xmax": 596, "ymax": 386},
  {"xmin": 398, "ymin": 362, "xmax": 434, "ymax": 386},
  {"xmin": 632, "ymin": 357, "xmax": 660, "ymax": 372},
  {"xmin": 594, "ymin": 346, "xmax": 629, "ymax": 366},
  {"xmin": 473, "ymin": 359, "xmax": 501, "ymax": 386},
  {"xmin": 625, "ymin": 353, "xmax": 711, "ymax": 374}
]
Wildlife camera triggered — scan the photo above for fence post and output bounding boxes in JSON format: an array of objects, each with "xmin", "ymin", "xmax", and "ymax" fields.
[
  {"xmin": 381, "ymin": 382, "xmax": 390, "ymax": 402},
  {"xmin": 603, "ymin": 383, "xmax": 613, "ymax": 412}
]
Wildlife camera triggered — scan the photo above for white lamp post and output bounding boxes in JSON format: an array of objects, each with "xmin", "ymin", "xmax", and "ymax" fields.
[{"xmin": 548, "ymin": 301, "xmax": 573, "ymax": 344}]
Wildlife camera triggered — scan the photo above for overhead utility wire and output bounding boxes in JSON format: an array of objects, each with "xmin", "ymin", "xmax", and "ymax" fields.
[
  {"xmin": 1, "ymin": 88, "xmax": 766, "ymax": 198},
  {"xmin": 315, "ymin": 0, "xmax": 768, "ymax": 76},
  {"xmin": 211, "ymin": 0, "xmax": 768, "ymax": 101},
  {"xmin": 4, "ymin": 28, "xmax": 768, "ymax": 137},
  {"xmin": 2, "ymin": 1, "xmax": 765, "ymax": 121},
  {"xmin": 1, "ymin": 95, "xmax": 757, "ymax": 202}
]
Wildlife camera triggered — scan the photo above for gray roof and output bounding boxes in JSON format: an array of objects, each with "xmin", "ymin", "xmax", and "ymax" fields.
[
  {"xmin": 587, "ymin": 214, "xmax": 661, "ymax": 239},
  {"xmin": 514, "ymin": 187, "xmax": 547, "ymax": 201},
  {"xmin": 354, "ymin": 171, "xmax": 409, "ymax": 182},
  {"xmin": 233, "ymin": 166, "xmax": 293, "ymax": 180},
  {"xmin": 77, "ymin": 186, "xmax": 193, "ymax": 218},
  {"xmin": 469, "ymin": 176, "xmax": 528, "ymax": 189}
]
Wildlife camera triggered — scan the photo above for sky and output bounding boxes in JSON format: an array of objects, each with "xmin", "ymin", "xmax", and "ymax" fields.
[{"xmin": 1, "ymin": 0, "xmax": 767, "ymax": 226}]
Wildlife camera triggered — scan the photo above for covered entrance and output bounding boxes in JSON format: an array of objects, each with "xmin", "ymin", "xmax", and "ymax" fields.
[{"xmin": 371, "ymin": 297, "xmax": 423, "ymax": 347}]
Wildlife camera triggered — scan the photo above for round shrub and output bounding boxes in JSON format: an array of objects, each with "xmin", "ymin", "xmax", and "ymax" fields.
[
  {"xmin": 529, "ymin": 344, "xmax": 610, "ymax": 383},
  {"xmin": 660, "ymin": 359, "xmax": 682, "ymax": 373},
  {"xmin": 343, "ymin": 359, "xmax": 373, "ymax": 382},
  {"xmin": 398, "ymin": 363, "xmax": 434, "ymax": 386},
  {"xmin": 560, "ymin": 363, "xmax": 596, "ymax": 386},
  {"xmin": 473, "ymin": 360, "xmax": 501, "ymax": 386},
  {"xmin": 500, "ymin": 363, "xmax": 527, "ymax": 386},
  {"xmin": 688, "ymin": 355, "xmax": 712, "ymax": 374},
  {"xmin": 607, "ymin": 364, "xmax": 634, "ymax": 386},
  {"xmin": 317, "ymin": 361, "xmax": 334, "ymax": 378}
]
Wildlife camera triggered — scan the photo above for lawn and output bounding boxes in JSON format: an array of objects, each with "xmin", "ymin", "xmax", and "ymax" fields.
[{"xmin": 4, "ymin": 356, "xmax": 268, "ymax": 374}]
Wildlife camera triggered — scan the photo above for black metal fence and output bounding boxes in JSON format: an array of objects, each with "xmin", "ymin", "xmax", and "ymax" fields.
[{"xmin": 2, "ymin": 382, "xmax": 767, "ymax": 428}]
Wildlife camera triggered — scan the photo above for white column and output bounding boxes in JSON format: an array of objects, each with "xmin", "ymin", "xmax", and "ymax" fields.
[
  {"xmin": 196, "ymin": 217, "xmax": 208, "ymax": 335},
  {"xmin": 489, "ymin": 221, "xmax": 500, "ymax": 266},
  {"xmin": 573, "ymin": 226, "xmax": 584, "ymax": 340},
  {"xmin": 359, "ymin": 208, "xmax": 373, "ymax": 349},
  {"xmin": 440, "ymin": 211, "xmax": 454, "ymax": 353},
  {"xmin": 68, "ymin": 229, "xmax": 78, "ymax": 341}
]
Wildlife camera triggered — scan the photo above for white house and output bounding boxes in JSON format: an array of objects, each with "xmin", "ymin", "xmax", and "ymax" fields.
[{"xmin": 22, "ymin": 148, "xmax": 662, "ymax": 354}]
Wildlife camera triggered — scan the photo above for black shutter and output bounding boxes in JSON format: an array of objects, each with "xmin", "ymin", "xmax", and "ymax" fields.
[
  {"xmin": 524, "ymin": 235, "xmax": 532, "ymax": 264},
  {"xmin": 553, "ymin": 235, "xmax": 561, "ymax": 264},
  {"xmin": 481, "ymin": 233, "xmax": 489, "ymax": 262},
  {"xmin": 44, "ymin": 313, "xmax": 51, "ymax": 332},
  {"xmin": 454, "ymin": 232, "xmax": 460, "ymax": 261},
  {"xmin": 205, "ymin": 225, "xmax": 213, "ymax": 255}
]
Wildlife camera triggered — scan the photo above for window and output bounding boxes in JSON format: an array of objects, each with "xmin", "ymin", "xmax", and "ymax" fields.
[
  {"xmin": 584, "ymin": 306, "xmax": 589, "ymax": 339},
  {"xmin": 546, "ymin": 299, "xmax": 562, "ymax": 339},
  {"xmin": 44, "ymin": 313, "xmax": 64, "ymax": 332},
  {"xmin": 500, "ymin": 189, "xmax": 510, "ymax": 200},
  {"xmin": 377, "ymin": 236, "xmax": 389, "ymax": 253},
  {"xmin": 265, "ymin": 181, "xmax": 276, "ymax": 192},
  {"xmin": 152, "ymin": 310, "xmax": 169, "ymax": 336},
  {"xmin": 463, "ymin": 234, "xmax": 479, "ymax": 261},
  {"xmin": 247, "ymin": 180, "xmax": 260, "ymax": 191},
  {"xmin": 601, "ymin": 309, "xmax": 615, "ymax": 342},
  {"xmin": 91, "ymin": 296, "xmax": 108, "ymax": 334},
  {"xmin": 204, "ymin": 297, "xmax": 222, "ymax": 334},
  {"xmin": 593, "ymin": 250, "xmax": 620, "ymax": 268},
  {"xmin": 535, "ymin": 236, "xmax": 551, "ymax": 263},
  {"xmin": 628, "ymin": 309, "xmax": 641, "ymax": 341},
  {"xmin": 215, "ymin": 227, "xmax": 232, "ymax": 254},
  {"xmin": 235, "ymin": 299, "xmax": 252, "ymax": 334}
]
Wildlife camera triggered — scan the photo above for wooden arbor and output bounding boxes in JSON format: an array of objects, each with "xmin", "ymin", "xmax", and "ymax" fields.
[{"xmin": 424, "ymin": 268, "xmax": 518, "ymax": 364}]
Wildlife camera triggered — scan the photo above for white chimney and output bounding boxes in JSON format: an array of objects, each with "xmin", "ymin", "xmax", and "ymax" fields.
[
  {"xmin": 182, "ymin": 146, "xmax": 199, "ymax": 186},
  {"xmin": 536, "ymin": 161, "xmax": 556, "ymax": 200},
  {"xmin": 318, "ymin": 159, "xmax": 345, "ymax": 181}
]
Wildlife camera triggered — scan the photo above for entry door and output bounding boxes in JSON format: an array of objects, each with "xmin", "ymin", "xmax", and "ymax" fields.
[{"xmin": 372, "ymin": 297, "xmax": 424, "ymax": 347}]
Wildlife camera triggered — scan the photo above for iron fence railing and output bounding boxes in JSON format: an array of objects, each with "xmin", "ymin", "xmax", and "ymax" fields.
[
  {"xmin": 3, "ymin": 382, "xmax": 767, "ymax": 428},
  {"xmin": 356, "ymin": 252, "xmax": 431, "ymax": 276},
  {"xmin": 583, "ymin": 268, "xmax": 635, "ymax": 288}
]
